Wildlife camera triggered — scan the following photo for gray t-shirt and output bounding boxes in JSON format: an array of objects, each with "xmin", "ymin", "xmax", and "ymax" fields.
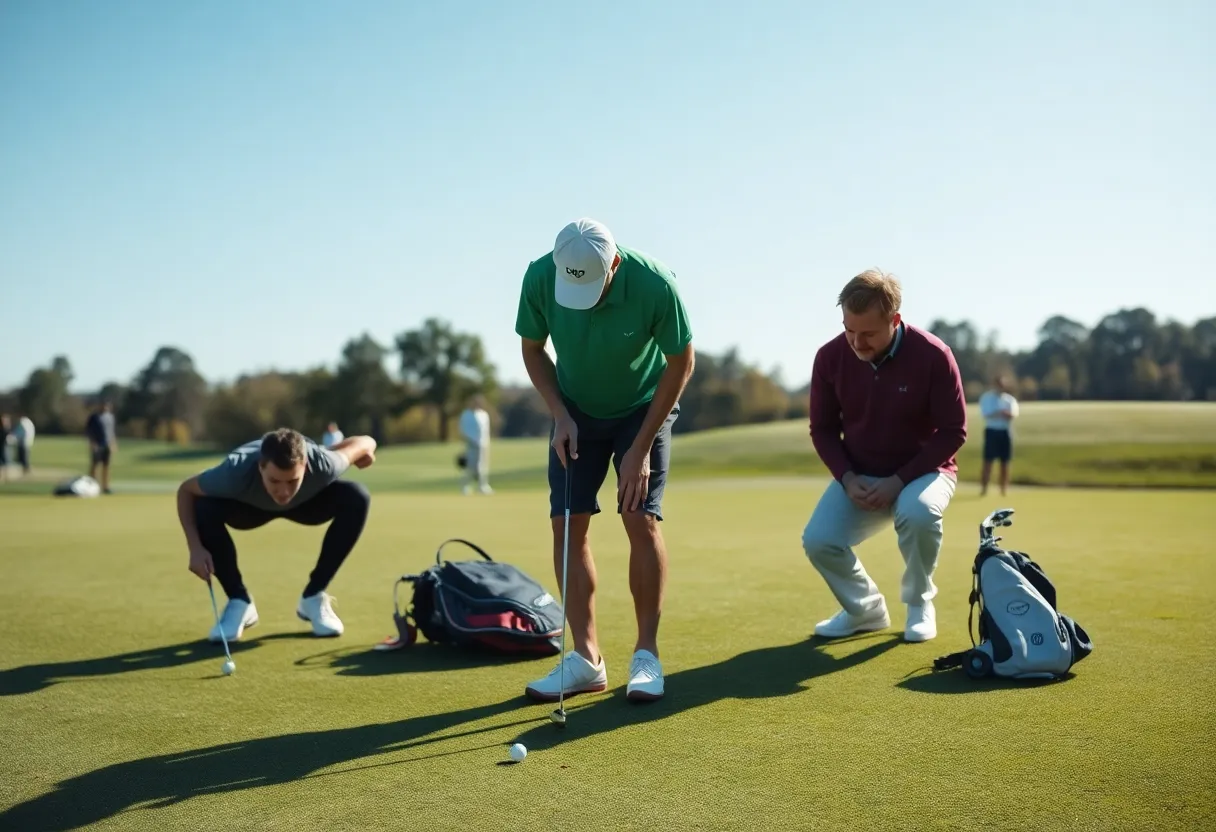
[{"xmin": 196, "ymin": 439, "xmax": 351, "ymax": 512}]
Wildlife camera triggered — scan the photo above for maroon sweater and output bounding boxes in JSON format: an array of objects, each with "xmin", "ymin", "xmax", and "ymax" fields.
[{"xmin": 808, "ymin": 323, "xmax": 967, "ymax": 484}]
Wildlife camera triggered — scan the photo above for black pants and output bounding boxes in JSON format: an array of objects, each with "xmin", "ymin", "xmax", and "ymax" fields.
[{"xmin": 195, "ymin": 480, "xmax": 371, "ymax": 602}]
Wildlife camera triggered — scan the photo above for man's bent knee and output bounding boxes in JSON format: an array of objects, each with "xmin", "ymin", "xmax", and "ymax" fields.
[
  {"xmin": 335, "ymin": 479, "xmax": 371, "ymax": 511},
  {"xmin": 894, "ymin": 503, "xmax": 942, "ymax": 536},
  {"xmin": 801, "ymin": 518, "xmax": 848, "ymax": 566}
]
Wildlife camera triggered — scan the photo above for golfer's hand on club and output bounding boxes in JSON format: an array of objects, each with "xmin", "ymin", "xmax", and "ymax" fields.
[
  {"xmin": 188, "ymin": 544, "xmax": 215, "ymax": 582},
  {"xmin": 861, "ymin": 475, "xmax": 903, "ymax": 510},
  {"xmin": 618, "ymin": 444, "xmax": 651, "ymax": 513},
  {"xmin": 552, "ymin": 415, "xmax": 579, "ymax": 467}
]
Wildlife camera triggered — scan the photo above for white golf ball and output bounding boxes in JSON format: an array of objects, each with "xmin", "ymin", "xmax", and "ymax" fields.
[
  {"xmin": 508, "ymin": 743, "xmax": 527, "ymax": 762},
  {"xmin": 222, "ymin": 660, "xmax": 236, "ymax": 675}
]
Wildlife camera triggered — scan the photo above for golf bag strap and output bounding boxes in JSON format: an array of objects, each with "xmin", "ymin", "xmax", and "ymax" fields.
[{"xmin": 435, "ymin": 538, "xmax": 494, "ymax": 565}]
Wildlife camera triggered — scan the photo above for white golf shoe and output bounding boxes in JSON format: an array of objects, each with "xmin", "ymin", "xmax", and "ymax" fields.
[
  {"xmin": 626, "ymin": 649, "xmax": 665, "ymax": 701},
  {"xmin": 524, "ymin": 651, "xmax": 607, "ymax": 702},
  {"xmin": 904, "ymin": 601, "xmax": 937, "ymax": 642},
  {"xmin": 209, "ymin": 597, "xmax": 258, "ymax": 643},
  {"xmin": 813, "ymin": 603, "xmax": 890, "ymax": 638},
  {"xmin": 297, "ymin": 592, "xmax": 344, "ymax": 637}
]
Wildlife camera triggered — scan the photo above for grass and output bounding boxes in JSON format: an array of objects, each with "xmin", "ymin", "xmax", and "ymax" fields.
[
  {"xmin": 4, "ymin": 401, "xmax": 1216, "ymax": 496},
  {"xmin": 2, "ymin": 402, "xmax": 1214, "ymax": 829},
  {"xmin": 1, "ymin": 480, "xmax": 1214, "ymax": 830}
]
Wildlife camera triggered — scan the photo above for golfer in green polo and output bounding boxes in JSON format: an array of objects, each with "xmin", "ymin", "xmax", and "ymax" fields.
[{"xmin": 515, "ymin": 217, "xmax": 695, "ymax": 703}]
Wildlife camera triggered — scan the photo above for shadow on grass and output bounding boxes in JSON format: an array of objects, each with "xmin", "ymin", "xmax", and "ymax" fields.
[
  {"xmin": 0, "ymin": 633, "xmax": 313, "ymax": 696},
  {"xmin": 508, "ymin": 632, "xmax": 903, "ymax": 753},
  {"xmin": 0, "ymin": 634, "xmax": 899, "ymax": 830},
  {"xmin": 293, "ymin": 642, "xmax": 544, "ymax": 676},
  {"xmin": 896, "ymin": 667, "xmax": 1076, "ymax": 694}
]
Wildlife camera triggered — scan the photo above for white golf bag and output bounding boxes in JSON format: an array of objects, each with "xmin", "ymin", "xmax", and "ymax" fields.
[{"xmin": 934, "ymin": 509, "xmax": 1093, "ymax": 680}]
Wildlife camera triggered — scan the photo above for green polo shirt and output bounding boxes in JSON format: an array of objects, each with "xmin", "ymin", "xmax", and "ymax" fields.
[{"xmin": 515, "ymin": 244, "xmax": 693, "ymax": 419}]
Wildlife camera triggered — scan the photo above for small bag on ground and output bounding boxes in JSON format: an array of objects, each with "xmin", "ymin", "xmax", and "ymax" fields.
[
  {"xmin": 934, "ymin": 508, "xmax": 1094, "ymax": 680},
  {"xmin": 376, "ymin": 538, "xmax": 564, "ymax": 656}
]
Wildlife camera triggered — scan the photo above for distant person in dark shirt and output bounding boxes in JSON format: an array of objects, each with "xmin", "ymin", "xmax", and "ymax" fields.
[
  {"xmin": 85, "ymin": 401, "xmax": 118, "ymax": 494},
  {"xmin": 0, "ymin": 414, "xmax": 10, "ymax": 483},
  {"xmin": 802, "ymin": 269, "xmax": 967, "ymax": 644}
]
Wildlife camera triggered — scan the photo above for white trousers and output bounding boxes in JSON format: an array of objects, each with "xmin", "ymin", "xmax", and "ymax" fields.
[
  {"xmin": 464, "ymin": 441, "xmax": 490, "ymax": 488},
  {"xmin": 801, "ymin": 472, "xmax": 957, "ymax": 614}
]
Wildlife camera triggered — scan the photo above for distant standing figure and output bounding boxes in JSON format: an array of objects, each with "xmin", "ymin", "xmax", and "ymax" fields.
[
  {"xmin": 0, "ymin": 414, "xmax": 10, "ymax": 482},
  {"xmin": 321, "ymin": 422, "xmax": 345, "ymax": 448},
  {"xmin": 85, "ymin": 401, "xmax": 118, "ymax": 494},
  {"xmin": 979, "ymin": 375, "xmax": 1019, "ymax": 496},
  {"xmin": 459, "ymin": 394, "xmax": 493, "ymax": 495},
  {"xmin": 13, "ymin": 414, "xmax": 35, "ymax": 475}
]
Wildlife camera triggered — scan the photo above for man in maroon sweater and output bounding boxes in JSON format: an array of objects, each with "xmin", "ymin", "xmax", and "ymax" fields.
[{"xmin": 802, "ymin": 269, "xmax": 967, "ymax": 642}]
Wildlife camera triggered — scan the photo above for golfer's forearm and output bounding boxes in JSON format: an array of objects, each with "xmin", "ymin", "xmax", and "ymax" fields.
[
  {"xmin": 810, "ymin": 432, "xmax": 853, "ymax": 482},
  {"xmin": 333, "ymin": 435, "xmax": 376, "ymax": 462},
  {"xmin": 632, "ymin": 353, "xmax": 694, "ymax": 451},
  {"xmin": 895, "ymin": 428, "xmax": 966, "ymax": 485},
  {"xmin": 521, "ymin": 345, "xmax": 569, "ymax": 420},
  {"xmin": 176, "ymin": 487, "xmax": 202, "ymax": 548}
]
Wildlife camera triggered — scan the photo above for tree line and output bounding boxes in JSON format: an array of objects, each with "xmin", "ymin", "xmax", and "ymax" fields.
[{"xmin": 5, "ymin": 306, "xmax": 1213, "ymax": 449}]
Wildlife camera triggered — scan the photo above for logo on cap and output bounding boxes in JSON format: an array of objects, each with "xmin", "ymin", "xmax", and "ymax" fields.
[{"xmin": 565, "ymin": 267, "xmax": 586, "ymax": 279}]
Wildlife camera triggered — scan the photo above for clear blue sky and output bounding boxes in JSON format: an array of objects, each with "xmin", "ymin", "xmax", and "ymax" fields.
[{"xmin": 3, "ymin": 0, "xmax": 1213, "ymax": 393}]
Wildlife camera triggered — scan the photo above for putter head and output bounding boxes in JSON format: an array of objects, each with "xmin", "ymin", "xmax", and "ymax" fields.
[{"xmin": 550, "ymin": 707, "xmax": 567, "ymax": 727}]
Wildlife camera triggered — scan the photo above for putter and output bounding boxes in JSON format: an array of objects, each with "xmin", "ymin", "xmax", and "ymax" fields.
[
  {"xmin": 208, "ymin": 580, "xmax": 235, "ymax": 666},
  {"xmin": 550, "ymin": 446, "xmax": 573, "ymax": 728}
]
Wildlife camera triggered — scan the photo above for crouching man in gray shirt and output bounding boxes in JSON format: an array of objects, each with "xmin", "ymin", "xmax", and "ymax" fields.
[{"xmin": 176, "ymin": 427, "xmax": 377, "ymax": 642}]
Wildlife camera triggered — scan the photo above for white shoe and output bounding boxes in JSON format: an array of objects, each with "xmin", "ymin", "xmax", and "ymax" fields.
[
  {"xmin": 209, "ymin": 597, "xmax": 258, "ymax": 642},
  {"xmin": 813, "ymin": 603, "xmax": 890, "ymax": 638},
  {"xmin": 626, "ymin": 649, "xmax": 665, "ymax": 701},
  {"xmin": 297, "ymin": 592, "xmax": 344, "ymax": 637},
  {"xmin": 524, "ymin": 651, "xmax": 607, "ymax": 702},
  {"xmin": 904, "ymin": 602, "xmax": 937, "ymax": 642}
]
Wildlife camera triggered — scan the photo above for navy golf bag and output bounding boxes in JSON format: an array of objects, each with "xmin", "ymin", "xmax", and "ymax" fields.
[
  {"xmin": 934, "ymin": 509, "xmax": 1094, "ymax": 680},
  {"xmin": 376, "ymin": 538, "xmax": 565, "ymax": 656}
]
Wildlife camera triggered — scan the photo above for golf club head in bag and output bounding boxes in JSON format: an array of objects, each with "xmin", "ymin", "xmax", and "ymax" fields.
[{"xmin": 979, "ymin": 507, "xmax": 1015, "ymax": 548}]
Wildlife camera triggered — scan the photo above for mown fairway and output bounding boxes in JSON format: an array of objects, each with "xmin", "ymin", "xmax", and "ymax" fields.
[{"xmin": 2, "ymin": 402, "xmax": 1214, "ymax": 830}]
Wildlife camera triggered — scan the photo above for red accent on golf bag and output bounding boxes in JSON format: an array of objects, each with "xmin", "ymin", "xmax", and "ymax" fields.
[{"xmin": 387, "ymin": 538, "xmax": 565, "ymax": 656}]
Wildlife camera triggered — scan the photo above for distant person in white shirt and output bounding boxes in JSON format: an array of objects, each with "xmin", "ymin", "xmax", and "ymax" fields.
[
  {"xmin": 458, "ymin": 394, "xmax": 492, "ymax": 495},
  {"xmin": 13, "ymin": 414, "xmax": 34, "ymax": 475},
  {"xmin": 979, "ymin": 375, "xmax": 1019, "ymax": 496},
  {"xmin": 321, "ymin": 422, "xmax": 345, "ymax": 448}
]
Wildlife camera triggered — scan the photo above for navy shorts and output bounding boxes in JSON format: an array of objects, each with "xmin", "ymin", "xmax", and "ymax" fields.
[
  {"xmin": 982, "ymin": 428, "xmax": 1012, "ymax": 462},
  {"xmin": 548, "ymin": 398, "xmax": 679, "ymax": 521}
]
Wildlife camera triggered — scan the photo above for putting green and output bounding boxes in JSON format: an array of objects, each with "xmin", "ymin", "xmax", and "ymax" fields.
[{"xmin": 1, "ymin": 479, "xmax": 1213, "ymax": 830}]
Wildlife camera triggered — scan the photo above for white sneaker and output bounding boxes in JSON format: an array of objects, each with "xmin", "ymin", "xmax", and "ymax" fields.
[
  {"xmin": 904, "ymin": 602, "xmax": 937, "ymax": 642},
  {"xmin": 524, "ymin": 651, "xmax": 607, "ymax": 702},
  {"xmin": 297, "ymin": 592, "xmax": 344, "ymax": 637},
  {"xmin": 209, "ymin": 597, "xmax": 258, "ymax": 642},
  {"xmin": 626, "ymin": 649, "xmax": 665, "ymax": 701},
  {"xmin": 813, "ymin": 603, "xmax": 890, "ymax": 638}
]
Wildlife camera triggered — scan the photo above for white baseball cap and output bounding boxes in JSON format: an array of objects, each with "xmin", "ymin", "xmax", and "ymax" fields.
[{"xmin": 552, "ymin": 218, "xmax": 617, "ymax": 310}]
